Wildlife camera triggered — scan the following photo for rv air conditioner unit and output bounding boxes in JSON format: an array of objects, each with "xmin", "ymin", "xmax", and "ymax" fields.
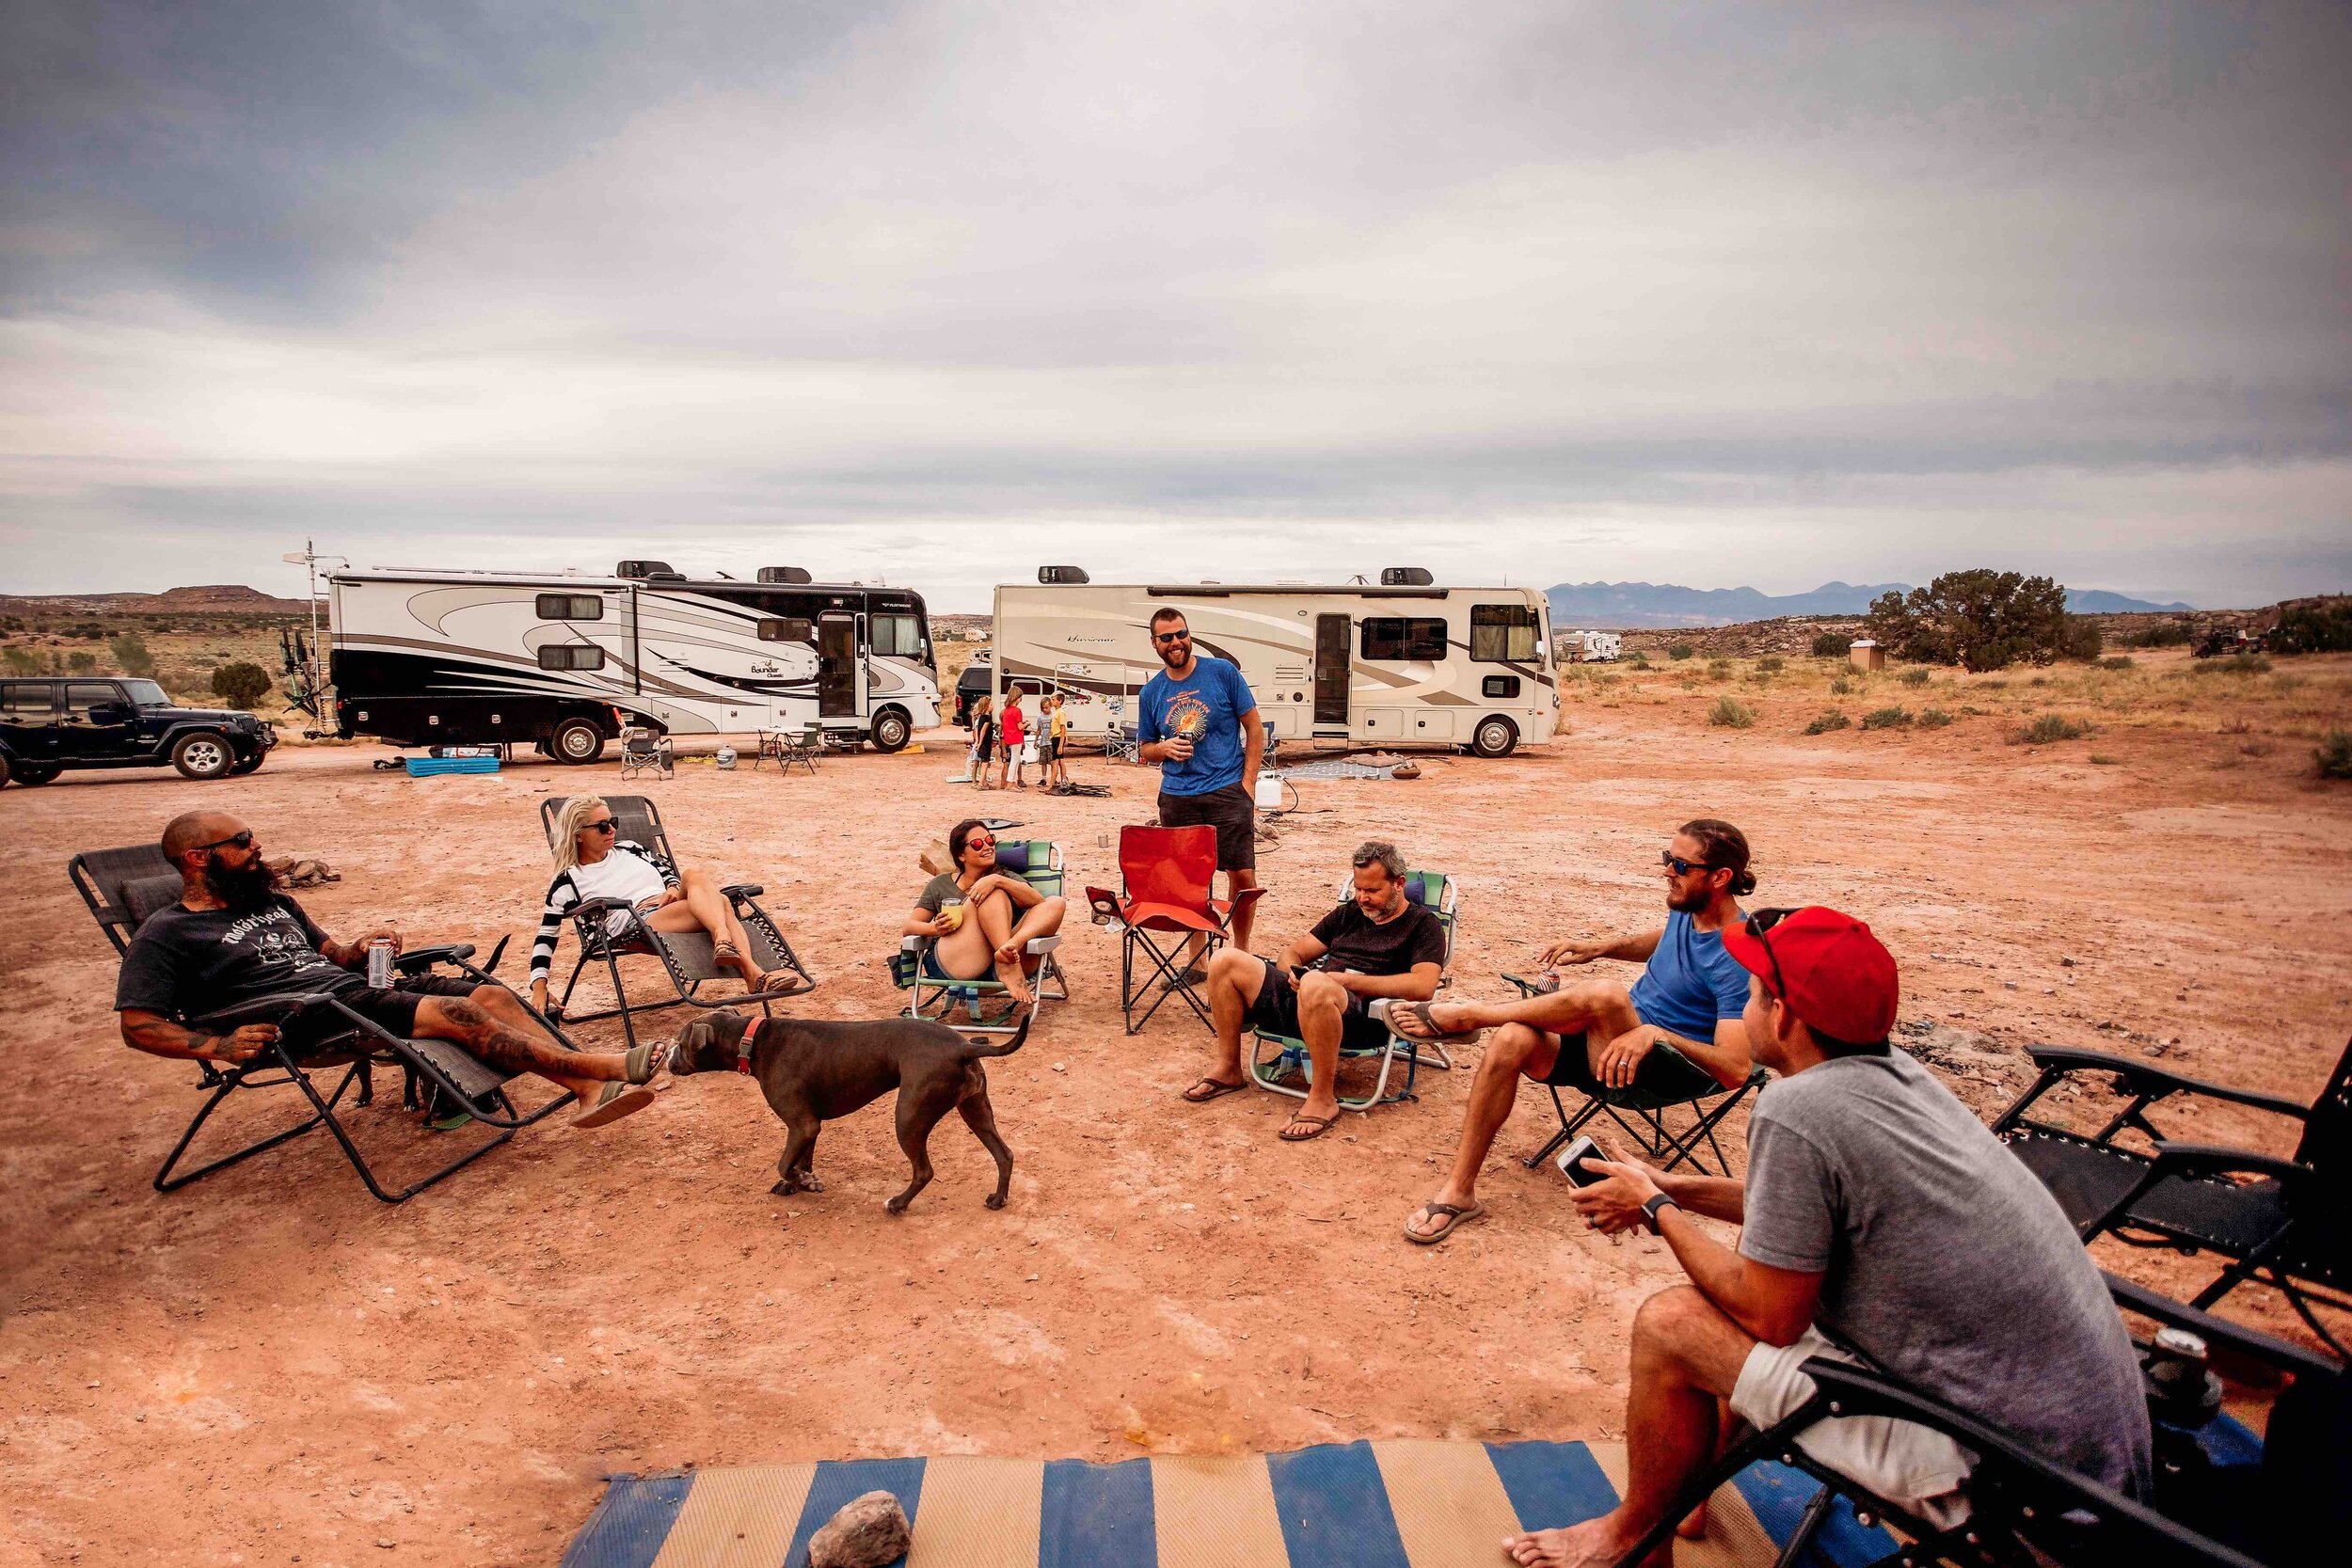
[
  {"xmin": 1380, "ymin": 566, "xmax": 1435, "ymax": 586},
  {"xmin": 615, "ymin": 560, "xmax": 683, "ymax": 580},
  {"xmin": 757, "ymin": 566, "xmax": 814, "ymax": 584},
  {"xmin": 1039, "ymin": 565, "xmax": 1090, "ymax": 584}
]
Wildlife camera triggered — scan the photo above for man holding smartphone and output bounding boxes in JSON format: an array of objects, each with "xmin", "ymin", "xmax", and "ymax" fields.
[
  {"xmin": 1502, "ymin": 907, "xmax": 2150, "ymax": 1568},
  {"xmin": 1136, "ymin": 606, "xmax": 1265, "ymax": 971}
]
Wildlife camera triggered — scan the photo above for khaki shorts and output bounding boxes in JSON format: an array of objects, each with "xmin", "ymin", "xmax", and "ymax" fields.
[{"xmin": 1730, "ymin": 1327, "xmax": 1975, "ymax": 1530}]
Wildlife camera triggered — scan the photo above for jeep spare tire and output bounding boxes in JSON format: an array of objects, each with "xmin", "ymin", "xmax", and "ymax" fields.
[
  {"xmin": 171, "ymin": 732, "xmax": 235, "ymax": 779},
  {"xmin": 549, "ymin": 717, "xmax": 606, "ymax": 765}
]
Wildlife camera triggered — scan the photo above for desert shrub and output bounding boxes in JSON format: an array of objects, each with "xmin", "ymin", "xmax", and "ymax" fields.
[
  {"xmin": 1898, "ymin": 667, "xmax": 1931, "ymax": 688},
  {"xmin": 210, "ymin": 661, "xmax": 273, "ymax": 708},
  {"xmin": 2194, "ymin": 654, "xmax": 2273, "ymax": 675},
  {"xmin": 2240, "ymin": 740, "xmax": 2274, "ymax": 758},
  {"xmin": 1866, "ymin": 569, "xmax": 2078, "ymax": 672},
  {"xmin": 72, "ymin": 621, "xmax": 105, "ymax": 640},
  {"xmin": 1830, "ymin": 677, "xmax": 1853, "ymax": 695},
  {"xmin": 2118, "ymin": 619, "xmax": 2192, "ymax": 648},
  {"xmin": 2316, "ymin": 731, "xmax": 2352, "ymax": 780},
  {"xmin": 66, "ymin": 651, "xmax": 97, "ymax": 673},
  {"xmin": 1810, "ymin": 631, "xmax": 1853, "ymax": 657},
  {"xmin": 1804, "ymin": 708, "xmax": 1851, "ymax": 735},
  {"xmin": 107, "ymin": 631, "xmax": 157, "ymax": 677},
  {"xmin": 2218, "ymin": 717, "xmax": 2251, "ymax": 734},
  {"xmin": 1861, "ymin": 705, "xmax": 1912, "ymax": 730},
  {"xmin": 1629, "ymin": 652, "xmax": 1650, "ymax": 668},
  {"xmin": 2098, "ymin": 656, "xmax": 2134, "ymax": 671},
  {"xmin": 2, "ymin": 646, "xmax": 39, "ymax": 674},
  {"xmin": 1918, "ymin": 707, "xmax": 1953, "ymax": 728},
  {"xmin": 1707, "ymin": 659, "xmax": 1732, "ymax": 681},
  {"xmin": 2089, "ymin": 753, "xmax": 2120, "ymax": 765},
  {"xmin": 1668, "ymin": 643, "xmax": 1695, "ymax": 661},
  {"xmin": 2014, "ymin": 712, "xmax": 2090, "ymax": 744},
  {"xmin": 1756, "ymin": 655, "xmax": 1785, "ymax": 674},
  {"xmin": 2273, "ymin": 599, "xmax": 2352, "ymax": 655},
  {"xmin": 1708, "ymin": 696, "xmax": 1755, "ymax": 729},
  {"xmin": 1981, "ymin": 679, "xmax": 2007, "ymax": 690}
]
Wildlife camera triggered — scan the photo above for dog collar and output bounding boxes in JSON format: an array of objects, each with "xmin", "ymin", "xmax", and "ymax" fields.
[{"xmin": 736, "ymin": 1016, "xmax": 759, "ymax": 1074}]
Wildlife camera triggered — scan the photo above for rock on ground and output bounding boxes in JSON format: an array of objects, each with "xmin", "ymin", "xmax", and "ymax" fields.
[{"xmin": 808, "ymin": 1491, "xmax": 912, "ymax": 1568}]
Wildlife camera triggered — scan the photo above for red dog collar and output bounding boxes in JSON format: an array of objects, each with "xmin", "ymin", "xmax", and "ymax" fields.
[{"xmin": 736, "ymin": 1016, "xmax": 759, "ymax": 1074}]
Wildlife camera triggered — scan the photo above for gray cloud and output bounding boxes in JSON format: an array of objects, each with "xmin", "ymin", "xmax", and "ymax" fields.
[{"xmin": 3, "ymin": 1, "xmax": 2348, "ymax": 611}]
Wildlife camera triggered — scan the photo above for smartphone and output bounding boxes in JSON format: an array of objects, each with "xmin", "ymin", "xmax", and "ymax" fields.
[{"xmin": 1554, "ymin": 1134, "xmax": 1607, "ymax": 1187}]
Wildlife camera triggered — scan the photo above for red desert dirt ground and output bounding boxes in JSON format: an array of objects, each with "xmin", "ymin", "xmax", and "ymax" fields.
[{"xmin": 6, "ymin": 689, "xmax": 2349, "ymax": 1566}]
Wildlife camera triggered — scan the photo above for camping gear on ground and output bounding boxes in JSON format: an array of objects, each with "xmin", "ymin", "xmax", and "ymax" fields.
[
  {"xmin": 1081, "ymin": 825, "xmax": 1263, "ymax": 1035},
  {"xmin": 1248, "ymin": 870, "xmax": 1459, "ymax": 1112},
  {"xmin": 1991, "ymin": 1037, "xmax": 2350, "ymax": 1358},
  {"xmin": 404, "ymin": 753, "xmax": 500, "ymax": 778},
  {"xmin": 888, "ymin": 839, "xmax": 1069, "ymax": 1036},
  {"xmin": 264, "ymin": 856, "xmax": 340, "ymax": 888},
  {"xmin": 713, "ymin": 744, "xmax": 736, "ymax": 770},
  {"xmin": 533, "ymin": 795, "xmax": 814, "ymax": 1054},
  {"xmin": 69, "ymin": 845, "xmax": 574, "ymax": 1203},
  {"xmin": 620, "ymin": 726, "xmax": 675, "ymax": 781}
]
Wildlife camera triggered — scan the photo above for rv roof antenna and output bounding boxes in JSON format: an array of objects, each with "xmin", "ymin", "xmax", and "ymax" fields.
[{"xmin": 715, "ymin": 570, "xmax": 737, "ymax": 580}]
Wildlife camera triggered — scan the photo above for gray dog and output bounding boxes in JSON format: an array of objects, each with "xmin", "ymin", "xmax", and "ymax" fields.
[{"xmin": 670, "ymin": 1005, "xmax": 1030, "ymax": 1213}]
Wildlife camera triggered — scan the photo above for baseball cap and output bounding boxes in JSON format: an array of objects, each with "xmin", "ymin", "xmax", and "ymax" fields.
[{"xmin": 1720, "ymin": 905, "xmax": 1899, "ymax": 1045}]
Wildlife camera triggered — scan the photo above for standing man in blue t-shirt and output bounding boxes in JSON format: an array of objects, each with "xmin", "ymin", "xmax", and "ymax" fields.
[
  {"xmin": 1391, "ymin": 818, "xmax": 1759, "ymax": 1245},
  {"xmin": 1137, "ymin": 606, "xmax": 1265, "ymax": 970}
]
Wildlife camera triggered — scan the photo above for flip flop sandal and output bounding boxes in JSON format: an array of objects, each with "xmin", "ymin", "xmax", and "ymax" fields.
[
  {"xmin": 624, "ymin": 1038, "xmax": 672, "ymax": 1085},
  {"xmin": 1393, "ymin": 1000, "xmax": 1485, "ymax": 1045},
  {"xmin": 1182, "ymin": 1076, "xmax": 1249, "ymax": 1103},
  {"xmin": 572, "ymin": 1080, "xmax": 657, "ymax": 1130},
  {"xmin": 1279, "ymin": 1113, "xmax": 1339, "ymax": 1142},
  {"xmin": 1404, "ymin": 1200, "xmax": 1486, "ymax": 1245}
]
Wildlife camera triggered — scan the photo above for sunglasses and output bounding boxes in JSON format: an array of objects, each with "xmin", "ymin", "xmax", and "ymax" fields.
[
  {"xmin": 583, "ymin": 819, "xmax": 618, "ymax": 834},
  {"xmin": 1661, "ymin": 851, "xmax": 1715, "ymax": 877},
  {"xmin": 1152, "ymin": 631, "xmax": 1190, "ymax": 644},
  {"xmin": 1745, "ymin": 907, "xmax": 1796, "ymax": 1002},
  {"xmin": 966, "ymin": 835, "xmax": 996, "ymax": 851},
  {"xmin": 196, "ymin": 830, "xmax": 255, "ymax": 853}
]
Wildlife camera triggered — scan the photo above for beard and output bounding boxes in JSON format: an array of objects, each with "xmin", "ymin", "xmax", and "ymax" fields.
[
  {"xmin": 1665, "ymin": 879, "xmax": 1710, "ymax": 913},
  {"xmin": 203, "ymin": 855, "xmax": 284, "ymax": 911}
]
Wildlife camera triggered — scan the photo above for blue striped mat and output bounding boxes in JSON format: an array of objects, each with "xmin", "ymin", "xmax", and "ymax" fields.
[{"xmin": 561, "ymin": 1438, "xmax": 1896, "ymax": 1568}]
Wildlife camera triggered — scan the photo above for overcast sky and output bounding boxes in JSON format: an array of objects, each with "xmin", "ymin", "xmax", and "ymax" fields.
[{"xmin": 3, "ymin": 1, "xmax": 2346, "ymax": 612}]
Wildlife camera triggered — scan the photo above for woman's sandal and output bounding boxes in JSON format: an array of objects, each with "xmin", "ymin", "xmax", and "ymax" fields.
[
  {"xmin": 1182, "ymin": 1075, "xmax": 1249, "ymax": 1103},
  {"xmin": 1391, "ymin": 1000, "xmax": 1486, "ymax": 1045},
  {"xmin": 1279, "ymin": 1113, "xmax": 1339, "ymax": 1142},
  {"xmin": 750, "ymin": 969, "xmax": 809, "ymax": 996},
  {"xmin": 1404, "ymin": 1199, "xmax": 1486, "ymax": 1244}
]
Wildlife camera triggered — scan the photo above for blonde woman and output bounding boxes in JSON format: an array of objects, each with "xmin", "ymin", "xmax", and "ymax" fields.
[{"xmin": 530, "ymin": 796, "xmax": 802, "ymax": 1017}]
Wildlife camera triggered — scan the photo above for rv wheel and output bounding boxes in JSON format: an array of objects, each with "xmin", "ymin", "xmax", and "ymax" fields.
[
  {"xmin": 549, "ymin": 718, "xmax": 607, "ymax": 765},
  {"xmin": 869, "ymin": 707, "xmax": 912, "ymax": 753},
  {"xmin": 1470, "ymin": 715, "xmax": 1519, "ymax": 759}
]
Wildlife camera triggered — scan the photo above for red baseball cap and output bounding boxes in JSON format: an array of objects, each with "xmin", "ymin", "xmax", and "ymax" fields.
[{"xmin": 1720, "ymin": 906, "xmax": 1899, "ymax": 1045}]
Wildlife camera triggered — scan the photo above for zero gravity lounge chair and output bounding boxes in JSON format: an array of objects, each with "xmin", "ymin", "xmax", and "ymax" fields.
[
  {"xmin": 534, "ymin": 795, "xmax": 815, "ymax": 1053},
  {"xmin": 71, "ymin": 844, "xmax": 576, "ymax": 1204}
]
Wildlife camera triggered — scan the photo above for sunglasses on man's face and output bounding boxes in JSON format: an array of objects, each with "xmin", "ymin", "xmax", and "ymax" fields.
[
  {"xmin": 197, "ymin": 830, "xmax": 256, "ymax": 854},
  {"xmin": 1153, "ymin": 630, "xmax": 1190, "ymax": 644},
  {"xmin": 1745, "ymin": 907, "xmax": 1796, "ymax": 1001},
  {"xmin": 1661, "ymin": 852, "xmax": 1713, "ymax": 877},
  {"xmin": 583, "ymin": 819, "xmax": 618, "ymax": 834}
]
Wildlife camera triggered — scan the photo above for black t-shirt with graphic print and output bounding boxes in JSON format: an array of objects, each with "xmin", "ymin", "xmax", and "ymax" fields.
[
  {"xmin": 115, "ymin": 894, "xmax": 365, "ymax": 1018},
  {"xmin": 1305, "ymin": 898, "xmax": 1447, "ymax": 976}
]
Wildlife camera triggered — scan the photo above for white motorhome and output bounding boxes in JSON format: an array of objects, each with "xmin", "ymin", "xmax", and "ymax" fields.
[
  {"xmin": 327, "ymin": 561, "xmax": 939, "ymax": 762},
  {"xmin": 1565, "ymin": 629, "xmax": 1623, "ymax": 662},
  {"xmin": 991, "ymin": 568, "xmax": 1558, "ymax": 757}
]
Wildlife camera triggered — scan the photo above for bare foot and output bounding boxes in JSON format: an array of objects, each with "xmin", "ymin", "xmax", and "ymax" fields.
[
  {"xmin": 1677, "ymin": 1502, "xmax": 1708, "ymax": 1540},
  {"xmin": 1502, "ymin": 1513, "xmax": 1655, "ymax": 1568}
]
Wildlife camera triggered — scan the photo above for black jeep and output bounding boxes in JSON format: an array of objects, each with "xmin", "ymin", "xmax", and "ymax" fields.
[{"xmin": 0, "ymin": 676, "xmax": 276, "ymax": 787}]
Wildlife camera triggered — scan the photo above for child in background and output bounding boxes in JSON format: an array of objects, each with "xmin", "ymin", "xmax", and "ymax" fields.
[
  {"xmin": 969, "ymin": 695, "xmax": 996, "ymax": 789},
  {"xmin": 1047, "ymin": 693, "xmax": 1073, "ymax": 787},
  {"xmin": 997, "ymin": 686, "xmax": 1028, "ymax": 789}
]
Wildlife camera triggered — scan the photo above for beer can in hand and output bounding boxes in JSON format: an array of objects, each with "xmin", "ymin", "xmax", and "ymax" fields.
[{"xmin": 366, "ymin": 938, "xmax": 395, "ymax": 989}]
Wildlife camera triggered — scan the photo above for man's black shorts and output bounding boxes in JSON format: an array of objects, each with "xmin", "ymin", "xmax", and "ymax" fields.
[
  {"xmin": 279, "ymin": 975, "xmax": 482, "ymax": 1056},
  {"xmin": 1541, "ymin": 1029, "xmax": 1725, "ymax": 1099},
  {"xmin": 1245, "ymin": 960, "xmax": 1391, "ymax": 1050},
  {"xmin": 1157, "ymin": 782, "xmax": 1256, "ymax": 871}
]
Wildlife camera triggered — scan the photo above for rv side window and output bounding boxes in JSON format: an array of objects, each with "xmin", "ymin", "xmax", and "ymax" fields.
[
  {"xmin": 1483, "ymin": 674, "xmax": 1521, "ymax": 699},
  {"xmin": 1359, "ymin": 617, "xmax": 1448, "ymax": 661},
  {"xmin": 1470, "ymin": 604, "xmax": 1539, "ymax": 661},
  {"xmin": 537, "ymin": 645, "xmax": 606, "ymax": 671},
  {"xmin": 870, "ymin": 613, "xmax": 921, "ymax": 657},
  {"xmin": 758, "ymin": 618, "xmax": 814, "ymax": 642},
  {"xmin": 535, "ymin": 594, "xmax": 603, "ymax": 621}
]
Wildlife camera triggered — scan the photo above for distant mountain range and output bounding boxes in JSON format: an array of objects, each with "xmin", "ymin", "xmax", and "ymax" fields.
[{"xmin": 1544, "ymin": 580, "xmax": 2193, "ymax": 629}]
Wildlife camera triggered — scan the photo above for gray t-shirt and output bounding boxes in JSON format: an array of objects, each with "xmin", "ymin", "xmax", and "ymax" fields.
[
  {"xmin": 1740, "ymin": 1049, "xmax": 2152, "ymax": 1498},
  {"xmin": 914, "ymin": 872, "xmax": 967, "ymax": 915}
]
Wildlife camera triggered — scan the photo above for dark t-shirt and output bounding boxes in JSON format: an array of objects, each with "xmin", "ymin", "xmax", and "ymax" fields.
[
  {"xmin": 115, "ymin": 894, "xmax": 364, "ymax": 1018},
  {"xmin": 1306, "ymin": 899, "xmax": 1447, "ymax": 976}
]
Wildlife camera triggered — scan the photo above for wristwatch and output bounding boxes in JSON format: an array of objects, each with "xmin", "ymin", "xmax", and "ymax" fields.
[{"xmin": 1640, "ymin": 1192, "xmax": 1680, "ymax": 1234}]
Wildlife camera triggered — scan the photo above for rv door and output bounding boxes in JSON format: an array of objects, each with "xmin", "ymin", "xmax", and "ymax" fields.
[
  {"xmin": 1312, "ymin": 613, "xmax": 1351, "ymax": 728},
  {"xmin": 817, "ymin": 612, "xmax": 860, "ymax": 719}
]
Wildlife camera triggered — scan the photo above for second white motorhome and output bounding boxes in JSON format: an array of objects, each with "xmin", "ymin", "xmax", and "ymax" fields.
[{"xmin": 991, "ymin": 568, "xmax": 1558, "ymax": 757}]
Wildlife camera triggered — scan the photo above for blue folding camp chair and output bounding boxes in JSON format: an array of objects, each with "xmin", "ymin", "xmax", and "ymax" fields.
[
  {"xmin": 1247, "ymin": 869, "xmax": 1458, "ymax": 1112},
  {"xmin": 890, "ymin": 838, "xmax": 1068, "ymax": 1035}
]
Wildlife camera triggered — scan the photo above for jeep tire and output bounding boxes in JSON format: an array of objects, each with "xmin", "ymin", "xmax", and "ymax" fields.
[
  {"xmin": 549, "ymin": 717, "xmax": 607, "ymax": 765},
  {"xmin": 172, "ymin": 732, "xmax": 236, "ymax": 779}
]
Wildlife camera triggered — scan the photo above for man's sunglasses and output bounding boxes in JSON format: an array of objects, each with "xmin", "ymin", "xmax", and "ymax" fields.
[
  {"xmin": 1661, "ymin": 852, "xmax": 1715, "ymax": 877},
  {"xmin": 196, "ymin": 830, "xmax": 255, "ymax": 853},
  {"xmin": 582, "ymin": 819, "xmax": 618, "ymax": 834},
  {"xmin": 1152, "ymin": 630, "xmax": 1190, "ymax": 644},
  {"xmin": 1745, "ymin": 907, "xmax": 1795, "ymax": 1001}
]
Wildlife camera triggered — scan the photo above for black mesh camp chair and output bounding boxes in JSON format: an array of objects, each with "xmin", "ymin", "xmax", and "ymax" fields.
[
  {"xmin": 1991, "ymin": 1040, "xmax": 2349, "ymax": 1357},
  {"xmin": 71, "ymin": 844, "xmax": 576, "ymax": 1204},
  {"xmin": 534, "ymin": 795, "xmax": 814, "ymax": 1053},
  {"xmin": 1604, "ymin": 1273, "xmax": 2344, "ymax": 1568},
  {"xmin": 1504, "ymin": 973, "xmax": 1767, "ymax": 1177}
]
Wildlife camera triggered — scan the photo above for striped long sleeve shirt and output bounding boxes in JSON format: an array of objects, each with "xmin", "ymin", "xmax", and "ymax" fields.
[{"xmin": 529, "ymin": 842, "xmax": 676, "ymax": 984}]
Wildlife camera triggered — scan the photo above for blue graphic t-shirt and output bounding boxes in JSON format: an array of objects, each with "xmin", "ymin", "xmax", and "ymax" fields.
[
  {"xmin": 1627, "ymin": 910, "xmax": 1753, "ymax": 1043},
  {"xmin": 1137, "ymin": 656, "xmax": 1257, "ymax": 797}
]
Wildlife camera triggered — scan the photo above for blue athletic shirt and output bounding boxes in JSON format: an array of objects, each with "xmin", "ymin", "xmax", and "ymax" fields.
[
  {"xmin": 1628, "ymin": 910, "xmax": 1753, "ymax": 1042},
  {"xmin": 1137, "ymin": 656, "xmax": 1257, "ymax": 797}
]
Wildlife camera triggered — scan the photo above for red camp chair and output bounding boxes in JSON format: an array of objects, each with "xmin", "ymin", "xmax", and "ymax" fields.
[{"xmin": 1083, "ymin": 825, "xmax": 1264, "ymax": 1035}]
